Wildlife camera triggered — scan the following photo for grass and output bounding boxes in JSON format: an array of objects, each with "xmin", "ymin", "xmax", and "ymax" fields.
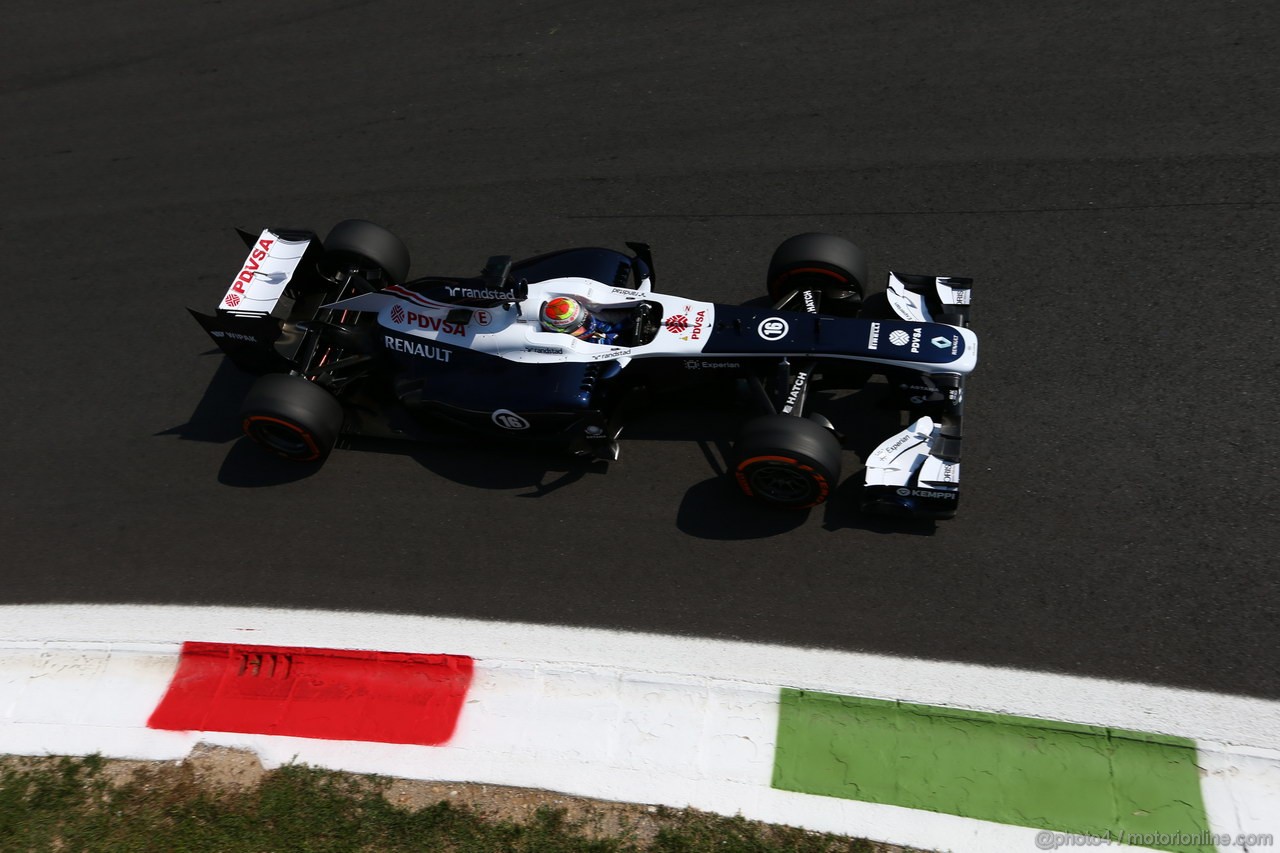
[{"xmin": 0, "ymin": 755, "xmax": 895, "ymax": 853}]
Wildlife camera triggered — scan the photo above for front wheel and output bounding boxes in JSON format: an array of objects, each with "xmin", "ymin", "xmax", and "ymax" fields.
[
  {"xmin": 240, "ymin": 374, "xmax": 345, "ymax": 463},
  {"xmin": 732, "ymin": 415, "xmax": 843, "ymax": 509},
  {"xmin": 766, "ymin": 233, "xmax": 868, "ymax": 316}
]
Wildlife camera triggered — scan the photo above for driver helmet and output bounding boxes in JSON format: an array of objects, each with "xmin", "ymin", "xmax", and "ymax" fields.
[{"xmin": 541, "ymin": 296, "xmax": 592, "ymax": 336}]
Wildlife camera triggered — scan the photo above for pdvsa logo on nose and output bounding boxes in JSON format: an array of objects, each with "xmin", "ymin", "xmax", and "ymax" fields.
[{"xmin": 758, "ymin": 317, "xmax": 789, "ymax": 341}]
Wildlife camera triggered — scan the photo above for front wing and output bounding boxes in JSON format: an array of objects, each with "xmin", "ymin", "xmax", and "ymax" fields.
[
  {"xmin": 857, "ymin": 272, "xmax": 973, "ymax": 520},
  {"xmin": 862, "ymin": 416, "xmax": 963, "ymax": 519}
]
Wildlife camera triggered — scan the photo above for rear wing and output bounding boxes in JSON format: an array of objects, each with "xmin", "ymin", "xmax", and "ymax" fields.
[
  {"xmin": 218, "ymin": 228, "xmax": 320, "ymax": 315},
  {"xmin": 189, "ymin": 228, "xmax": 326, "ymax": 374}
]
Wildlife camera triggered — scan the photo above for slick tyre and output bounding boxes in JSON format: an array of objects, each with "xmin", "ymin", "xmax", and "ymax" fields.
[
  {"xmin": 322, "ymin": 219, "xmax": 411, "ymax": 286},
  {"xmin": 240, "ymin": 374, "xmax": 344, "ymax": 463},
  {"xmin": 767, "ymin": 233, "xmax": 868, "ymax": 316},
  {"xmin": 733, "ymin": 415, "xmax": 843, "ymax": 509}
]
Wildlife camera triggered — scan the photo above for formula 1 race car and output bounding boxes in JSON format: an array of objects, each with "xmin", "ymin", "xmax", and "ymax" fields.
[{"xmin": 190, "ymin": 221, "xmax": 977, "ymax": 519}]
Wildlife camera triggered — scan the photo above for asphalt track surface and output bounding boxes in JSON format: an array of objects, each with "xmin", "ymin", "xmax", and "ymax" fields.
[{"xmin": 2, "ymin": 1, "xmax": 1277, "ymax": 697}]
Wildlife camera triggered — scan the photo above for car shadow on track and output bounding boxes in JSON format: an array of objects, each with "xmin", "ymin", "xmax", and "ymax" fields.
[
  {"xmin": 676, "ymin": 475, "xmax": 810, "ymax": 539},
  {"xmin": 353, "ymin": 407, "xmax": 740, "ymax": 500},
  {"xmin": 217, "ymin": 438, "xmax": 330, "ymax": 487},
  {"xmin": 674, "ymin": 434, "xmax": 937, "ymax": 539},
  {"xmin": 168, "ymin": 357, "xmax": 938, "ymax": 532},
  {"xmin": 821, "ymin": 476, "xmax": 938, "ymax": 536},
  {"xmin": 160, "ymin": 357, "xmax": 331, "ymax": 487},
  {"xmin": 157, "ymin": 356, "xmax": 254, "ymax": 445},
  {"xmin": 362, "ymin": 435, "xmax": 610, "ymax": 496}
]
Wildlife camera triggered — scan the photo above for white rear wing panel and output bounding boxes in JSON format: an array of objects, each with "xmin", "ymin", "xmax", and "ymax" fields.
[{"xmin": 218, "ymin": 229, "xmax": 313, "ymax": 316}]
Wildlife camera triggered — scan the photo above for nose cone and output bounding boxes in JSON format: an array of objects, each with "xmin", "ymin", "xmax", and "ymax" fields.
[{"xmin": 953, "ymin": 326, "xmax": 978, "ymax": 374}]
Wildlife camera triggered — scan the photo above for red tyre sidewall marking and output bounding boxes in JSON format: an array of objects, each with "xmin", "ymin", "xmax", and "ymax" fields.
[
  {"xmin": 242, "ymin": 415, "xmax": 320, "ymax": 461},
  {"xmin": 736, "ymin": 455, "xmax": 830, "ymax": 506},
  {"xmin": 735, "ymin": 454, "xmax": 831, "ymax": 507}
]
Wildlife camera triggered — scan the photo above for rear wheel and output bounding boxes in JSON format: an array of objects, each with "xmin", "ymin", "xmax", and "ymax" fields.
[
  {"xmin": 732, "ymin": 415, "xmax": 843, "ymax": 509},
  {"xmin": 240, "ymin": 374, "xmax": 344, "ymax": 463},
  {"xmin": 322, "ymin": 219, "xmax": 411, "ymax": 287},
  {"xmin": 767, "ymin": 233, "xmax": 868, "ymax": 316}
]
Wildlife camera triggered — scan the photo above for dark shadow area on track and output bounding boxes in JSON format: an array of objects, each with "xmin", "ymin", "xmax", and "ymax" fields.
[
  {"xmin": 377, "ymin": 438, "xmax": 607, "ymax": 495},
  {"xmin": 217, "ymin": 440, "xmax": 328, "ymax": 488},
  {"xmin": 165, "ymin": 347, "xmax": 923, "ymax": 535},
  {"xmin": 155, "ymin": 357, "xmax": 255, "ymax": 445},
  {"xmin": 820, "ymin": 478, "xmax": 939, "ymax": 537},
  {"xmin": 675, "ymin": 476, "xmax": 809, "ymax": 539}
]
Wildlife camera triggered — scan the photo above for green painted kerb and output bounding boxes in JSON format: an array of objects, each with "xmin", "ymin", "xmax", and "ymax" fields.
[{"xmin": 773, "ymin": 689, "xmax": 1211, "ymax": 853}]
